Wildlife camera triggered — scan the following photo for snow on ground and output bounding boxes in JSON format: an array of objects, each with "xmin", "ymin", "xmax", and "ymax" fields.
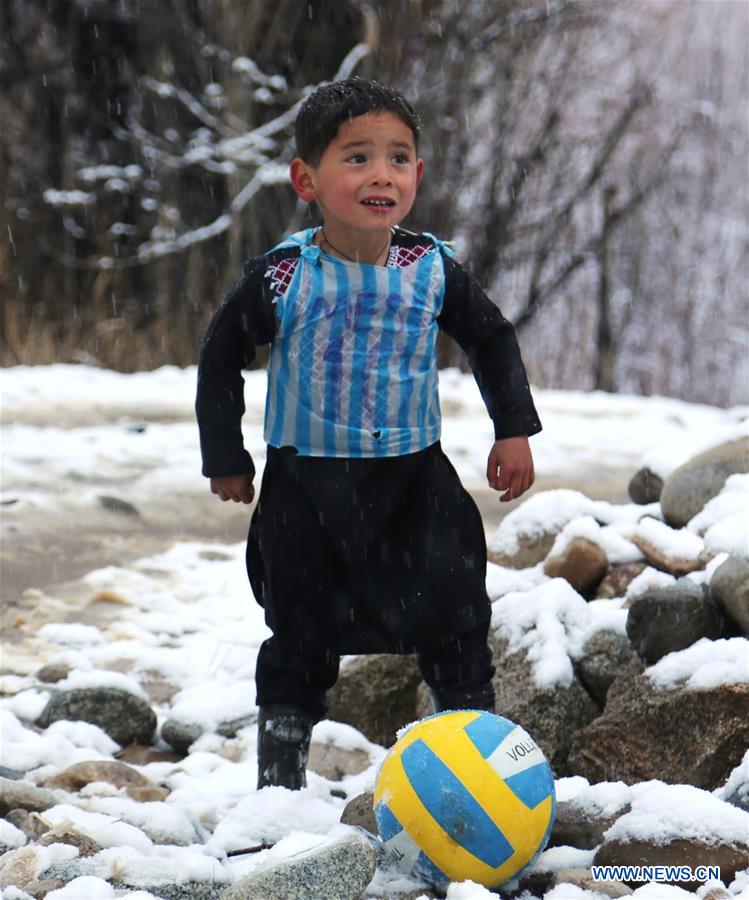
[
  {"xmin": 1, "ymin": 365, "xmax": 748, "ymax": 899},
  {"xmin": 3, "ymin": 364, "xmax": 747, "ymax": 510}
]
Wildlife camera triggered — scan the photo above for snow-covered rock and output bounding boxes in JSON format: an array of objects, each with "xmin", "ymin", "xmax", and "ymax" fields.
[
  {"xmin": 660, "ymin": 437, "xmax": 749, "ymax": 528},
  {"xmin": 569, "ymin": 653, "xmax": 749, "ymax": 790}
]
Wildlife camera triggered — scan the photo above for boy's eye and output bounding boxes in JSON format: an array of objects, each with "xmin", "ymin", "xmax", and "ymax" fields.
[
  {"xmin": 393, "ymin": 154, "xmax": 410, "ymax": 164},
  {"xmin": 347, "ymin": 154, "xmax": 366, "ymax": 163}
]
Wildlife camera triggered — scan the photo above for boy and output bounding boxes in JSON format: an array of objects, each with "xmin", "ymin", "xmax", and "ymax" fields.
[{"xmin": 196, "ymin": 77, "xmax": 541, "ymax": 790}]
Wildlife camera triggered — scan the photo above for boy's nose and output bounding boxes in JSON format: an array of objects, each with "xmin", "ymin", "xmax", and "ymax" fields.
[{"xmin": 369, "ymin": 163, "xmax": 392, "ymax": 185}]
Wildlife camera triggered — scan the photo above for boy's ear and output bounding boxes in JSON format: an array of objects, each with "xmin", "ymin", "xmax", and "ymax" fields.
[
  {"xmin": 290, "ymin": 157, "xmax": 317, "ymax": 202},
  {"xmin": 415, "ymin": 158, "xmax": 424, "ymax": 189}
]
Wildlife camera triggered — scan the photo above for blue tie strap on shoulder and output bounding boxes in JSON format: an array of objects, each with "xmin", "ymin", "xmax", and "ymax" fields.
[{"xmin": 422, "ymin": 231, "xmax": 456, "ymax": 258}]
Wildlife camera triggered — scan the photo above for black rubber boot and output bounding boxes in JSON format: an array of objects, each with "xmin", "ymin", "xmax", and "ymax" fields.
[
  {"xmin": 256, "ymin": 705, "xmax": 314, "ymax": 790},
  {"xmin": 430, "ymin": 680, "xmax": 496, "ymax": 714}
]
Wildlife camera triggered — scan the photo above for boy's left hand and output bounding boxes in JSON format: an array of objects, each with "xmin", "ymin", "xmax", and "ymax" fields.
[{"xmin": 486, "ymin": 436, "xmax": 535, "ymax": 503}]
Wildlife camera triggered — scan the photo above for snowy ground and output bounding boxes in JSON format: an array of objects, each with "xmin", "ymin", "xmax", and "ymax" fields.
[{"xmin": 1, "ymin": 364, "xmax": 748, "ymax": 899}]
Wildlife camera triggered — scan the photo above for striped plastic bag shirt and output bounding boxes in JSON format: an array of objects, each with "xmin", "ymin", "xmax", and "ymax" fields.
[{"xmin": 263, "ymin": 228, "xmax": 450, "ymax": 458}]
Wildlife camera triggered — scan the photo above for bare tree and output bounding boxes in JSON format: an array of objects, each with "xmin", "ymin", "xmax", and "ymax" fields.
[
  {"xmin": 3, "ymin": 0, "xmax": 746, "ymax": 406},
  {"xmin": 1, "ymin": 0, "xmax": 370, "ymax": 368}
]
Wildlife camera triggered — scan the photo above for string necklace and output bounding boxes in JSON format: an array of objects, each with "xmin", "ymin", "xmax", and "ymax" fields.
[{"xmin": 320, "ymin": 228, "xmax": 391, "ymax": 266}]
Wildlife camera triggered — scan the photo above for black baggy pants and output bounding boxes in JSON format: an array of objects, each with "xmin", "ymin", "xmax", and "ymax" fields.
[{"xmin": 256, "ymin": 619, "xmax": 495, "ymax": 722}]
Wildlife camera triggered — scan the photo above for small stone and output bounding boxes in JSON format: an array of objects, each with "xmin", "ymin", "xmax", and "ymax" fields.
[
  {"xmin": 628, "ymin": 467, "xmax": 664, "ymax": 505},
  {"xmin": 220, "ymin": 830, "xmax": 377, "ymax": 899},
  {"xmin": 42, "ymin": 760, "xmax": 168, "ymax": 801},
  {"xmin": 30, "ymin": 878, "xmax": 67, "ymax": 897},
  {"xmin": 544, "ymin": 537, "xmax": 609, "ymax": 595},
  {"xmin": 488, "ymin": 529, "xmax": 558, "ymax": 569},
  {"xmin": 0, "ymin": 845, "xmax": 41, "ymax": 890},
  {"xmin": 37, "ymin": 687, "xmax": 157, "ymax": 747},
  {"xmin": 308, "ymin": 742, "xmax": 371, "ymax": 781},
  {"xmin": 549, "ymin": 800, "xmax": 631, "ymax": 850},
  {"xmin": 161, "ymin": 719, "xmax": 204, "ymax": 753},
  {"xmin": 702, "ymin": 887, "xmax": 733, "ymax": 900},
  {"xmin": 199, "ymin": 550, "xmax": 232, "ymax": 561},
  {"xmin": 626, "ymin": 582, "xmax": 724, "ymax": 664},
  {"xmin": 216, "ymin": 714, "xmax": 256, "ymax": 738},
  {"xmin": 97, "ymin": 494, "xmax": 140, "ymax": 516},
  {"xmin": 141, "ymin": 677, "xmax": 181, "ymax": 704},
  {"xmin": 38, "ymin": 822, "xmax": 101, "ymax": 856},
  {"xmin": 0, "ymin": 778, "xmax": 58, "ymax": 817},
  {"xmin": 575, "ymin": 629, "xmax": 636, "ymax": 706},
  {"xmin": 552, "ymin": 867, "xmax": 633, "ymax": 896},
  {"xmin": 594, "ymin": 562, "xmax": 648, "ymax": 600},
  {"xmin": 35, "ymin": 663, "xmax": 72, "ymax": 684},
  {"xmin": 116, "ymin": 743, "xmax": 182, "ymax": 765},
  {"xmin": 711, "ymin": 554, "xmax": 749, "ymax": 635},
  {"xmin": 4, "ymin": 810, "xmax": 51, "ymax": 841},
  {"xmin": 0, "ymin": 767, "xmax": 23, "ymax": 781},
  {"xmin": 630, "ymin": 535, "xmax": 703, "ymax": 577},
  {"xmin": 340, "ymin": 792, "xmax": 377, "ymax": 836}
]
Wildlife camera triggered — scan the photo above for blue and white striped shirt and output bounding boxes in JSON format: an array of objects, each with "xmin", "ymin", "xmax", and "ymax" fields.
[{"xmin": 263, "ymin": 228, "xmax": 452, "ymax": 458}]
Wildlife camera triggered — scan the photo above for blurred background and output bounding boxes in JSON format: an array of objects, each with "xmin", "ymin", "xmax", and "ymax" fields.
[{"xmin": 2, "ymin": 0, "xmax": 747, "ymax": 406}]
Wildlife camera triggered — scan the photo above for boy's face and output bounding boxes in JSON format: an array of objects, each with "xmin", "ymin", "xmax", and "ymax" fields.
[{"xmin": 291, "ymin": 111, "xmax": 424, "ymax": 241}]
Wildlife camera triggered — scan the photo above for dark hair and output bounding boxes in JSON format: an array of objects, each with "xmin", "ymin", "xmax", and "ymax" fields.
[{"xmin": 295, "ymin": 77, "xmax": 421, "ymax": 166}]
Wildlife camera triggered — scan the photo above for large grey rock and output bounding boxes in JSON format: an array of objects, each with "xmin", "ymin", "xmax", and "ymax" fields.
[
  {"xmin": 37, "ymin": 687, "xmax": 157, "ymax": 747},
  {"xmin": 628, "ymin": 468, "xmax": 664, "ymax": 505},
  {"xmin": 220, "ymin": 830, "xmax": 376, "ymax": 900},
  {"xmin": 0, "ymin": 778, "xmax": 58, "ymax": 817},
  {"xmin": 660, "ymin": 437, "xmax": 749, "ymax": 527},
  {"xmin": 711, "ymin": 554, "xmax": 749, "ymax": 634},
  {"xmin": 327, "ymin": 655, "xmax": 421, "ymax": 748},
  {"xmin": 568, "ymin": 660, "xmax": 749, "ymax": 789},
  {"xmin": 575, "ymin": 629, "xmax": 636, "ymax": 705},
  {"xmin": 625, "ymin": 581, "xmax": 724, "ymax": 664},
  {"xmin": 469, "ymin": 634, "xmax": 599, "ymax": 776},
  {"xmin": 42, "ymin": 760, "xmax": 167, "ymax": 801},
  {"xmin": 544, "ymin": 537, "xmax": 609, "ymax": 596},
  {"xmin": 118, "ymin": 884, "xmax": 222, "ymax": 899}
]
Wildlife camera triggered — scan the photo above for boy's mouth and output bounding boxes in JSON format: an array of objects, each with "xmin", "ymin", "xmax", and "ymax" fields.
[{"xmin": 361, "ymin": 198, "xmax": 396, "ymax": 207}]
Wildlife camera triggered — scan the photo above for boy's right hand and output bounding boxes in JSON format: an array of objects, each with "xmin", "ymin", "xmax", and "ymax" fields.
[{"xmin": 210, "ymin": 474, "xmax": 255, "ymax": 504}]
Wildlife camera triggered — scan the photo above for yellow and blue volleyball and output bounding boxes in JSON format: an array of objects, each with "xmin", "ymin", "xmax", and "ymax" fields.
[{"xmin": 373, "ymin": 710, "xmax": 556, "ymax": 889}]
